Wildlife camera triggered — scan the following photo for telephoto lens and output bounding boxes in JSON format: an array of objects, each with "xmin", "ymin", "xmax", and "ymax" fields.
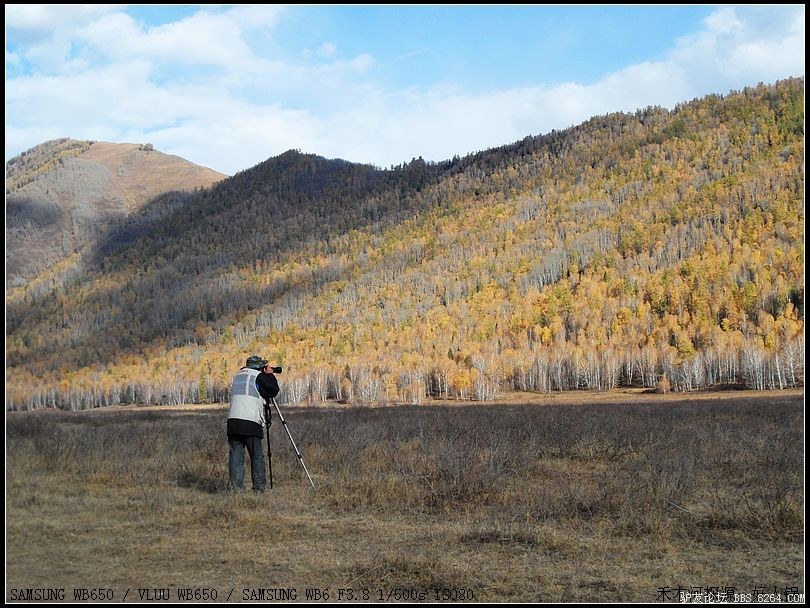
[{"xmin": 272, "ymin": 366, "xmax": 283, "ymax": 374}]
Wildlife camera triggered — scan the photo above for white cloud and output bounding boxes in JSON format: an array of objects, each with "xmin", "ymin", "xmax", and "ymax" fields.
[
  {"xmin": 5, "ymin": 5, "xmax": 120, "ymax": 34},
  {"xmin": 704, "ymin": 6, "xmax": 743, "ymax": 35},
  {"xmin": 148, "ymin": 106, "xmax": 326, "ymax": 174},
  {"xmin": 319, "ymin": 42, "xmax": 337, "ymax": 57},
  {"xmin": 667, "ymin": 6, "xmax": 804, "ymax": 90},
  {"xmin": 5, "ymin": 6, "xmax": 806, "ymax": 175},
  {"xmin": 6, "ymin": 48, "xmax": 21, "ymax": 68},
  {"xmin": 74, "ymin": 11, "xmax": 256, "ymax": 69},
  {"xmin": 226, "ymin": 5, "xmax": 285, "ymax": 30},
  {"xmin": 348, "ymin": 53, "xmax": 375, "ymax": 73}
]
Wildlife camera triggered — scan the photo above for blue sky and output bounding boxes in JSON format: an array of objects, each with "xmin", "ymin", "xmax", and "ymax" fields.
[{"xmin": 5, "ymin": 5, "xmax": 805, "ymax": 175}]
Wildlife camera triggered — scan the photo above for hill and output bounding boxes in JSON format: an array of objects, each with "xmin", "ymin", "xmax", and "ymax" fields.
[
  {"xmin": 5, "ymin": 139, "xmax": 226, "ymax": 287},
  {"xmin": 5, "ymin": 78, "xmax": 804, "ymax": 410}
]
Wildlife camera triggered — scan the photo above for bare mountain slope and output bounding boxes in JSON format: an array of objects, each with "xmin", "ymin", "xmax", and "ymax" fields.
[{"xmin": 5, "ymin": 139, "xmax": 225, "ymax": 286}]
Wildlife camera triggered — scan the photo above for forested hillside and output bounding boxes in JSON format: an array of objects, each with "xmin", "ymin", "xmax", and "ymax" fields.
[{"xmin": 6, "ymin": 78, "xmax": 804, "ymax": 410}]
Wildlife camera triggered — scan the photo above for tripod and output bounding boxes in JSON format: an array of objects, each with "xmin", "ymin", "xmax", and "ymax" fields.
[{"xmin": 265, "ymin": 397, "xmax": 316, "ymax": 490}]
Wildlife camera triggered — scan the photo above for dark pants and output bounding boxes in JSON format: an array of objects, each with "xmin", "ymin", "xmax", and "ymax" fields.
[{"xmin": 228, "ymin": 435, "xmax": 266, "ymax": 491}]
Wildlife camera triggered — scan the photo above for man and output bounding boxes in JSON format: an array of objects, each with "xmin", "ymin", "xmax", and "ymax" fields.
[{"xmin": 227, "ymin": 355, "xmax": 280, "ymax": 492}]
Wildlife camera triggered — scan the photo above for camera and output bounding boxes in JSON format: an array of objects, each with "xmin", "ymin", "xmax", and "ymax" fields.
[{"xmin": 271, "ymin": 366, "xmax": 282, "ymax": 374}]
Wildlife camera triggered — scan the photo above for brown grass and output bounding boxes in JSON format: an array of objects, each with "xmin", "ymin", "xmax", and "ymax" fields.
[
  {"xmin": 6, "ymin": 392, "xmax": 804, "ymax": 601},
  {"xmin": 80, "ymin": 142, "xmax": 225, "ymax": 204}
]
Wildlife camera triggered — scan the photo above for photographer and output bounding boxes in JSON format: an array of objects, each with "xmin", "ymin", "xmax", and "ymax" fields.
[{"xmin": 227, "ymin": 356, "xmax": 280, "ymax": 492}]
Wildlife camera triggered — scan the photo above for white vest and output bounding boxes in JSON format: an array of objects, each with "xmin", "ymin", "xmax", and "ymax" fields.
[{"xmin": 228, "ymin": 368, "xmax": 266, "ymax": 426}]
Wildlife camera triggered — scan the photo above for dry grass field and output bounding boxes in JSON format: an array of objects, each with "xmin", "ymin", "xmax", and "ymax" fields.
[{"xmin": 6, "ymin": 390, "xmax": 804, "ymax": 602}]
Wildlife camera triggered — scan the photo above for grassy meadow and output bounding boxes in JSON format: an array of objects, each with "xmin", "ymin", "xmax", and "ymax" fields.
[{"xmin": 6, "ymin": 390, "xmax": 804, "ymax": 602}]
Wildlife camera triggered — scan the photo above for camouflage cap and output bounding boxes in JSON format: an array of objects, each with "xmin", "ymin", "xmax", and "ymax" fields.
[{"xmin": 245, "ymin": 355, "xmax": 268, "ymax": 370}]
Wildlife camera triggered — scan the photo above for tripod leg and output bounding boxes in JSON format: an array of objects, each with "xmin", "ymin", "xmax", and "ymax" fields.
[
  {"xmin": 272, "ymin": 398, "xmax": 316, "ymax": 490},
  {"xmin": 265, "ymin": 406, "xmax": 273, "ymax": 490}
]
